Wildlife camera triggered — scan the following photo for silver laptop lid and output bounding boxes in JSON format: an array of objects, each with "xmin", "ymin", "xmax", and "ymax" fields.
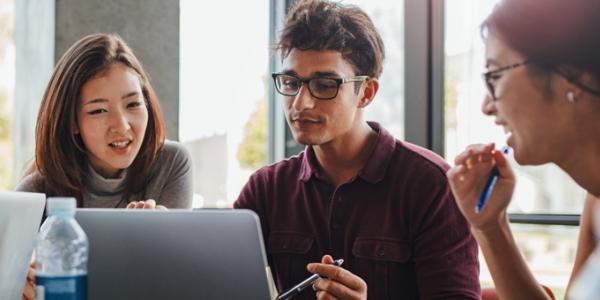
[
  {"xmin": 75, "ymin": 209, "xmax": 276, "ymax": 300},
  {"xmin": 0, "ymin": 192, "xmax": 46, "ymax": 299}
]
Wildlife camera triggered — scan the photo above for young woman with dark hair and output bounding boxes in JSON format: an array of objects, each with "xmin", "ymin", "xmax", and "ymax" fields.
[
  {"xmin": 17, "ymin": 33, "xmax": 194, "ymax": 300},
  {"xmin": 16, "ymin": 33, "xmax": 193, "ymax": 210},
  {"xmin": 447, "ymin": 0, "xmax": 600, "ymax": 298}
]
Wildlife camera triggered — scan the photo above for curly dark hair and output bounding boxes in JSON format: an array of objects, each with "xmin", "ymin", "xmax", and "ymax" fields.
[{"xmin": 277, "ymin": 0, "xmax": 385, "ymax": 78}]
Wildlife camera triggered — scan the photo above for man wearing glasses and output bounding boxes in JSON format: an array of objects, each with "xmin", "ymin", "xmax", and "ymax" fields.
[{"xmin": 235, "ymin": 0, "xmax": 479, "ymax": 299}]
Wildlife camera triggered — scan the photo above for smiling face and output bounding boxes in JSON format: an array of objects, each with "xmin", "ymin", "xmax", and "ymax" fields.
[
  {"xmin": 77, "ymin": 63, "xmax": 149, "ymax": 178},
  {"xmin": 482, "ymin": 33, "xmax": 576, "ymax": 165},
  {"xmin": 281, "ymin": 49, "xmax": 371, "ymax": 146}
]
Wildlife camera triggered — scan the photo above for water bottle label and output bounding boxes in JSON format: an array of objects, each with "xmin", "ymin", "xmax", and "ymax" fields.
[
  {"xmin": 36, "ymin": 286, "xmax": 45, "ymax": 300},
  {"xmin": 35, "ymin": 274, "xmax": 87, "ymax": 300}
]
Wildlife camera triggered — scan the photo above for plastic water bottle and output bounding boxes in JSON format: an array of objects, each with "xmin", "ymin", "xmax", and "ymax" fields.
[{"xmin": 35, "ymin": 197, "xmax": 88, "ymax": 300}]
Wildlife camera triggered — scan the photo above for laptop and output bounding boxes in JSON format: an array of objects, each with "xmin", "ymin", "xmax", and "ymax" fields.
[
  {"xmin": 75, "ymin": 209, "xmax": 277, "ymax": 300},
  {"xmin": 0, "ymin": 192, "xmax": 46, "ymax": 300}
]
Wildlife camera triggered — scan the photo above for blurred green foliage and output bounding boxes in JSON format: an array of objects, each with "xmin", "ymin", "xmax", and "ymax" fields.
[{"xmin": 237, "ymin": 101, "xmax": 267, "ymax": 170}]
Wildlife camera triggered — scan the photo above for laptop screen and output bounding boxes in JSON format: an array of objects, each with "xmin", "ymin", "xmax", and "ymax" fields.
[
  {"xmin": 76, "ymin": 209, "xmax": 276, "ymax": 300},
  {"xmin": 0, "ymin": 192, "xmax": 46, "ymax": 299}
]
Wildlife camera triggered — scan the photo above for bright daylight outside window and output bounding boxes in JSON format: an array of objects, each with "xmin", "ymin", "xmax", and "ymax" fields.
[
  {"xmin": 444, "ymin": 1, "xmax": 585, "ymax": 297},
  {"xmin": 344, "ymin": 0, "xmax": 405, "ymax": 140},
  {"xmin": 179, "ymin": 0, "xmax": 269, "ymax": 208},
  {"xmin": 0, "ymin": 0, "xmax": 15, "ymax": 190}
]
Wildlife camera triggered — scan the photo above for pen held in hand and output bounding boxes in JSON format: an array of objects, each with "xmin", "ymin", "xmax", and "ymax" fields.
[
  {"xmin": 276, "ymin": 258, "xmax": 344, "ymax": 300},
  {"xmin": 475, "ymin": 146, "xmax": 510, "ymax": 213}
]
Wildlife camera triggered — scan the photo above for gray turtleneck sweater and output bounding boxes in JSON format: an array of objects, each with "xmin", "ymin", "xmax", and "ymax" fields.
[{"xmin": 15, "ymin": 140, "xmax": 193, "ymax": 209}]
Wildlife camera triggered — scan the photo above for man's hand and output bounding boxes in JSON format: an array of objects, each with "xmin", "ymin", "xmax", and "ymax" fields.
[
  {"xmin": 308, "ymin": 255, "xmax": 367, "ymax": 300},
  {"xmin": 126, "ymin": 199, "xmax": 167, "ymax": 210},
  {"xmin": 22, "ymin": 263, "xmax": 35, "ymax": 300}
]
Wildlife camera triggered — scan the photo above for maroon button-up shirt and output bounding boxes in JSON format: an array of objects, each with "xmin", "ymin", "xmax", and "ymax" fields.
[{"xmin": 235, "ymin": 122, "xmax": 480, "ymax": 299}]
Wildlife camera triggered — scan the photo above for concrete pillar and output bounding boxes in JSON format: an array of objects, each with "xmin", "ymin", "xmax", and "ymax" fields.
[
  {"xmin": 14, "ymin": 0, "xmax": 55, "ymax": 180},
  {"xmin": 15, "ymin": 0, "xmax": 179, "ymax": 181}
]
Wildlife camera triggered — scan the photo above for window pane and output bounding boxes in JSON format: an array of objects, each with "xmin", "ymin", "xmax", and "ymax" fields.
[
  {"xmin": 0, "ymin": 0, "xmax": 15, "ymax": 190},
  {"xmin": 444, "ymin": 1, "xmax": 584, "ymax": 295},
  {"xmin": 180, "ymin": 0, "xmax": 269, "ymax": 208},
  {"xmin": 344, "ymin": 0, "xmax": 405, "ymax": 139},
  {"xmin": 479, "ymin": 224, "xmax": 578, "ymax": 298}
]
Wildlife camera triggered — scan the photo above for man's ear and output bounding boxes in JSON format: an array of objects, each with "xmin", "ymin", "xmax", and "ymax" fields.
[{"xmin": 357, "ymin": 78, "xmax": 379, "ymax": 109}]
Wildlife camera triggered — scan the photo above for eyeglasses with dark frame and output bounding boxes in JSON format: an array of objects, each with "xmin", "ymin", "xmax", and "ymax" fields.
[
  {"xmin": 483, "ymin": 61, "xmax": 600, "ymax": 101},
  {"xmin": 482, "ymin": 61, "xmax": 529, "ymax": 101},
  {"xmin": 271, "ymin": 73, "xmax": 370, "ymax": 100}
]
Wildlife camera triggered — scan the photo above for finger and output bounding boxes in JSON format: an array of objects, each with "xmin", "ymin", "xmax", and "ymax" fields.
[
  {"xmin": 477, "ymin": 151, "xmax": 494, "ymax": 163},
  {"xmin": 449, "ymin": 164, "xmax": 483, "ymax": 190},
  {"xmin": 313, "ymin": 278, "xmax": 356, "ymax": 300},
  {"xmin": 307, "ymin": 263, "xmax": 364, "ymax": 291},
  {"xmin": 27, "ymin": 266, "xmax": 35, "ymax": 281},
  {"xmin": 143, "ymin": 199, "xmax": 156, "ymax": 209},
  {"xmin": 135, "ymin": 201, "xmax": 145, "ymax": 209},
  {"xmin": 447, "ymin": 165, "xmax": 471, "ymax": 194},
  {"xmin": 493, "ymin": 149, "xmax": 515, "ymax": 179},
  {"xmin": 316, "ymin": 290, "xmax": 337, "ymax": 300},
  {"xmin": 156, "ymin": 205, "xmax": 168, "ymax": 211},
  {"xmin": 126, "ymin": 202, "xmax": 137, "ymax": 209},
  {"xmin": 454, "ymin": 143, "xmax": 494, "ymax": 165},
  {"xmin": 454, "ymin": 148, "xmax": 474, "ymax": 165},
  {"xmin": 446, "ymin": 164, "xmax": 468, "ymax": 181},
  {"xmin": 22, "ymin": 282, "xmax": 35, "ymax": 300},
  {"xmin": 321, "ymin": 255, "xmax": 334, "ymax": 264},
  {"xmin": 466, "ymin": 151, "xmax": 494, "ymax": 168}
]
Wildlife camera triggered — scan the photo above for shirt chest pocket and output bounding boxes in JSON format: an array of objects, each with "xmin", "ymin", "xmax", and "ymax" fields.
[
  {"xmin": 267, "ymin": 232, "xmax": 315, "ymax": 294},
  {"xmin": 352, "ymin": 237, "xmax": 415, "ymax": 300}
]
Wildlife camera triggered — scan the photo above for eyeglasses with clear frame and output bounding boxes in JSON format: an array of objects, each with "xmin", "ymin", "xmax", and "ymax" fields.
[
  {"xmin": 482, "ymin": 61, "xmax": 529, "ymax": 101},
  {"xmin": 271, "ymin": 73, "xmax": 370, "ymax": 100}
]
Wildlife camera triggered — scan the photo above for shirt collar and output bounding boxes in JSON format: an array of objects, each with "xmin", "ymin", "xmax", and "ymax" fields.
[
  {"xmin": 358, "ymin": 122, "xmax": 396, "ymax": 184},
  {"xmin": 298, "ymin": 121, "xmax": 396, "ymax": 184},
  {"xmin": 85, "ymin": 164, "xmax": 128, "ymax": 196},
  {"xmin": 299, "ymin": 145, "xmax": 320, "ymax": 182}
]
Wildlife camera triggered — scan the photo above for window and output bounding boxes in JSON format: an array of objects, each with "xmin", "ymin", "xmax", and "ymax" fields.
[
  {"xmin": 179, "ymin": 0, "xmax": 270, "ymax": 208},
  {"xmin": 0, "ymin": 0, "xmax": 15, "ymax": 190},
  {"xmin": 345, "ymin": 0, "xmax": 405, "ymax": 139},
  {"xmin": 443, "ymin": 0, "xmax": 584, "ymax": 294}
]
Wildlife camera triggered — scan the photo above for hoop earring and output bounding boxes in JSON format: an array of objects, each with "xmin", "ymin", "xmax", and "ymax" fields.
[{"xmin": 567, "ymin": 91, "xmax": 577, "ymax": 103}]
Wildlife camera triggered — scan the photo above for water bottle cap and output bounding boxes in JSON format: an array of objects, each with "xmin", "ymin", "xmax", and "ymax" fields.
[{"xmin": 46, "ymin": 197, "xmax": 76, "ymax": 215}]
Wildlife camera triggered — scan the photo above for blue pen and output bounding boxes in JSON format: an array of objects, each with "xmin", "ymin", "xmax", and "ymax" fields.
[{"xmin": 475, "ymin": 146, "xmax": 510, "ymax": 213}]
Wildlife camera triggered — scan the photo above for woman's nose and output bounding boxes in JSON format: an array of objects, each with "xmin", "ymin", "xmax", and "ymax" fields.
[
  {"xmin": 481, "ymin": 93, "xmax": 496, "ymax": 116},
  {"xmin": 109, "ymin": 110, "xmax": 131, "ymax": 134}
]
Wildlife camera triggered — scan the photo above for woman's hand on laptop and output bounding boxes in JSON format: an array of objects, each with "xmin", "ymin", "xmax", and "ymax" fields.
[
  {"xmin": 308, "ymin": 255, "xmax": 367, "ymax": 300},
  {"xmin": 22, "ymin": 263, "xmax": 35, "ymax": 300},
  {"xmin": 126, "ymin": 199, "xmax": 168, "ymax": 210}
]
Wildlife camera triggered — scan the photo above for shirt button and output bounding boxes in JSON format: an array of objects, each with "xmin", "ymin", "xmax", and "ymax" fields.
[
  {"xmin": 282, "ymin": 243, "xmax": 288, "ymax": 249},
  {"xmin": 377, "ymin": 247, "xmax": 386, "ymax": 257}
]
